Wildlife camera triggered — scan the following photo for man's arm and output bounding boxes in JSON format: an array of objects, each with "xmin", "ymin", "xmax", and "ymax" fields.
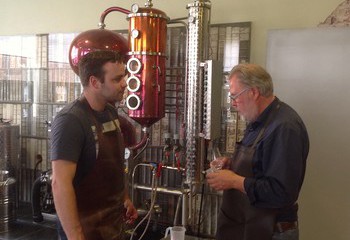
[
  {"xmin": 123, "ymin": 181, "xmax": 138, "ymax": 224},
  {"xmin": 244, "ymin": 124, "xmax": 308, "ymax": 208},
  {"xmin": 206, "ymin": 170, "xmax": 246, "ymax": 193},
  {"xmin": 52, "ymin": 160, "xmax": 85, "ymax": 240}
]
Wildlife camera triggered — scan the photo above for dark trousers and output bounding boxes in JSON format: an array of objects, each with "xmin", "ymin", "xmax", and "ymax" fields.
[{"xmin": 272, "ymin": 228, "xmax": 299, "ymax": 240}]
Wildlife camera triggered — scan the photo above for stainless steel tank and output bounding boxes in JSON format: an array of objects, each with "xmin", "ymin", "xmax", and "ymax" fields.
[
  {"xmin": 0, "ymin": 124, "xmax": 20, "ymax": 177},
  {"xmin": 0, "ymin": 123, "xmax": 20, "ymax": 232},
  {"xmin": 0, "ymin": 176, "xmax": 16, "ymax": 232}
]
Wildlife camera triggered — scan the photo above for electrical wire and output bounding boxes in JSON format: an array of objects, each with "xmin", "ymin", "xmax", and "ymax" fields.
[{"xmin": 137, "ymin": 178, "xmax": 157, "ymax": 240}]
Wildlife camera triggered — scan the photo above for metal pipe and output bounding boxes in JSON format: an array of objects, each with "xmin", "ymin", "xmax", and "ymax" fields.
[
  {"xmin": 169, "ymin": 17, "xmax": 189, "ymax": 22},
  {"xmin": 161, "ymin": 165, "xmax": 185, "ymax": 172},
  {"xmin": 130, "ymin": 166, "xmax": 157, "ymax": 240},
  {"xmin": 98, "ymin": 7, "xmax": 130, "ymax": 29},
  {"xmin": 131, "ymin": 163, "xmax": 155, "ymax": 203},
  {"xmin": 134, "ymin": 184, "xmax": 183, "ymax": 196},
  {"xmin": 129, "ymin": 127, "xmax": 150, "ymax": 150},
  {"xmin": 168, "ymin": 20, "xmax": 188, "ymax": 26},
  {"xmin": 182, "ymin": 189, "xmax": 189, "ymax": 226},
  {"xmin": 173, "ymin": 194, "xmax": 183, "ymax": 226}
]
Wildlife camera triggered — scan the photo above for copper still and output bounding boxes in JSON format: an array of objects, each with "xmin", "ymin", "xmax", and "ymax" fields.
[
  {"xmin": 125, "ymin": 3, "xmax": 169, "ymax": 127},
  {"xmin": 68, "ymin": 29, "xmax": 128, "ymax": 75},
  {"xmin": 69, "ymin": 2, "xmax": 169, "ymax": 128}
]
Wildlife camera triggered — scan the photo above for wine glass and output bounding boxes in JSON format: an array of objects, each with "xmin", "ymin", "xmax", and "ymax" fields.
[{"xmin": 206, "ymin": 146, "xmax": 223, "ymax": 173}]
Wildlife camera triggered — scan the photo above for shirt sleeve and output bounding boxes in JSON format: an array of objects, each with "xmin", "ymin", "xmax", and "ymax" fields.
[
  {"xmin": 244, "ymin": 123, "xmax": 307, "ymax": 208},
  {"xmin": 50, "ymin": 113, "xmax": 85, "ymax": 162}
]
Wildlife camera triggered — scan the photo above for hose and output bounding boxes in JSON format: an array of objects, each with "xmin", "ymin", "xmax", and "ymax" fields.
[
  {"xmin": 130, "ymin": 170, "xmax": 158, "ymax": 240},
  {"xmin": 132, "ymin": 137, "xmax": 150, "ymax": 160}
]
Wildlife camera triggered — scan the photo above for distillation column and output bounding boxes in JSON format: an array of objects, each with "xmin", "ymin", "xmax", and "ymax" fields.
[
  {"xmin": 185, "ymin": 0, "xmax": 211, "ymax": 186},
  {"xmin": 184, "ymin": 0, "xmax": 211, "ymax": 230}
]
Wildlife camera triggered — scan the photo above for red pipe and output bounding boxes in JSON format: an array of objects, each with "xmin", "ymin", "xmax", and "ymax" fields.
[
  {"xmin": 99, "ymin": 7, "xmax": 131, "ymax": 28},
  {"xmin": 129, "ymin": 127, "xmax": 150, "ymax": 150}
]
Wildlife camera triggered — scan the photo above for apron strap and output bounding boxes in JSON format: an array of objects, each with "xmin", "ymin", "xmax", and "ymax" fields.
[
  {"xmin": 79, "ymin": 96, "xmax": 120, "ymax": 139},
  {"xmin": 251, "ymin": 99, "xmax": 281, "ymax": 149},
  {"xmin": 79, "ymin": 95, "xmax": 103, "ymax": 134}
]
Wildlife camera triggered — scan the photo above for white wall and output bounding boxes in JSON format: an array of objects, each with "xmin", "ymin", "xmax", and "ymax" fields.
[
  {"xmin": 267, "ymin": 27, "xmax": 350, "ymax": 240},
  {"xmin": 0, "ymin": 0, "xmax": 343, "ymax": 65}
]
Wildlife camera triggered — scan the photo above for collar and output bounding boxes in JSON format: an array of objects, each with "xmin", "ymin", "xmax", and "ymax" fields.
[{"xmin": 247, "ymin": 97, "xmax": 280, "ymax": 131}]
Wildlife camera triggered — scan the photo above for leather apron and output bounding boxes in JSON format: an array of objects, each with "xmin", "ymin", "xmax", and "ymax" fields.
[
  {"xmin": 75, "ymin": 98, "xmax": 126, "ymax": 240},
  {"xmin": 217, "ymin": 103, "xmax": 280, "ymax": 240}
]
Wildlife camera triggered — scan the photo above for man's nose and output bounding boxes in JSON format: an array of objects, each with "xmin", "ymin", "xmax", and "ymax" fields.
[{"xmin": 121, "ymin": 78, "xmax": 127, "ymax": 88}]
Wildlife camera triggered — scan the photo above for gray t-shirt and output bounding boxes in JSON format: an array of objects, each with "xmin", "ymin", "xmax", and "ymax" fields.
[{"xmin": 50, "ymin": 99, "xmax": 120, "ymax": 186}]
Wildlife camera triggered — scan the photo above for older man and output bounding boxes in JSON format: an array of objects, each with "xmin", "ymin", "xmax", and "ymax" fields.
[{"xmin": 207, "ymin": 64, "xmax": 309, "ymax": 240}]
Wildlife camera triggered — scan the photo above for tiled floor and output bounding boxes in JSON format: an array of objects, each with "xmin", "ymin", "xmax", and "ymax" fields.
[{"xmin": 0, "ymin": 203, "xmax": 58, "ymax": 240}]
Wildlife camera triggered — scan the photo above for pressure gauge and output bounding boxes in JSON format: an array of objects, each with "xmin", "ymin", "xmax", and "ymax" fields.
[
  {"xmin": 131, "ymin": 4, "xmax": 139, "ymax": 13},
  {"xmin": 125, "ymin": 148, "xmax": 131, "ymax": 160},
  {"xmin": 131, "ymin": 29, "xmax": 139, "ymax": 39}
]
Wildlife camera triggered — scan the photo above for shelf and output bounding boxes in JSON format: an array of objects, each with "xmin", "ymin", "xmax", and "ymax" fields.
[{"xmin": 0, "ymin": 100, "xmax": 33, "ymax": 104}]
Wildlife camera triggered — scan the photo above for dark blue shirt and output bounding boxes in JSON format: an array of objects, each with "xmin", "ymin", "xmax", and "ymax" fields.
[{"xmin": 242, "ymin": 97, "xmax": 309, "ymax": 221}]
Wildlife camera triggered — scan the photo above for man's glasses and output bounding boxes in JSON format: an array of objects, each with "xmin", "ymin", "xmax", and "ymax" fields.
[{"xmin": 229, "ymin": 88, "xmax": 251, "ymax": 102}]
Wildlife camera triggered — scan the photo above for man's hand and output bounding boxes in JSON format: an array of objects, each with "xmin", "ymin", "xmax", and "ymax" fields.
[
  {"xmin": 124, "ymin": 199, "xmax": 138, "ymax": 224},
  {"xmin": 206, "ymin": 169, "xmax": 246, "ymax": 193}
]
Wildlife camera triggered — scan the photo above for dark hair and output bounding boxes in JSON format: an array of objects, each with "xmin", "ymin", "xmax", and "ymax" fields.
[{"xmin": 78, "ymin": 50, "xmax": 125, "ymax": 87}]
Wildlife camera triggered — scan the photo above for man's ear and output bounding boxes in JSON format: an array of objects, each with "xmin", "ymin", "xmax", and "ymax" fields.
[
  {"xmin": 251, "ymin": 87, "xmax": 260, "ymax": 100},
  {"xmin": 89, "ymin": 76, "xmax": 101, "ymax": 89}
]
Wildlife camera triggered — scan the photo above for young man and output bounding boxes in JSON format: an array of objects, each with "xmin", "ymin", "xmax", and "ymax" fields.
[
  {"xmin": 51, "ymin": 50, "xmax": 137, "ymax": 240},
  {"xmin": 207, "ymin": 64, "xmax": 309, "ymax": 240}
]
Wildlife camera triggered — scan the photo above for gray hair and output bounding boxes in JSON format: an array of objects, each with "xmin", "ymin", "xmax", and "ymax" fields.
[{"xmin": 228, "ymin": 63, "xmax": 273, "ymax": 97}]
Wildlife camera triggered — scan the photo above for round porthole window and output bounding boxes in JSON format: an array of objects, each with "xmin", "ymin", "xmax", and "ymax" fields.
[
  {"xmin": 126, "ymin": 94, "xmax": 141, "ymax": 110},
  {"xmin": 126, "ymin": 76, "xmax": 141, "ymax": 92},
  {"xmin": 127, "ymin": 57, "xmax": 142, "ymax": 74}
]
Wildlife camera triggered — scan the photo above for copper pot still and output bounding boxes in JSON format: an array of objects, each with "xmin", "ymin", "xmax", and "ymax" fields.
[
  {"xmin": 125, "ymin": 2, "xmax": 169, "ymax": 127},
  {"xmin": 68, "ymin": 29, "xmax": 128, "ymax": 75}
]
